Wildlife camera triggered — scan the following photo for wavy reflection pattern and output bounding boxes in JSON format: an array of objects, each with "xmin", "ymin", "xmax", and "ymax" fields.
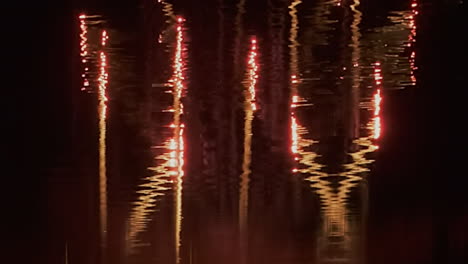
[
  {"xmin": 289, "ymin": 0, "xmax": 382, "ymax": 262},
  {"xmin": 127, "ymin": 18, "xmax": 186, "ymax": 259}
]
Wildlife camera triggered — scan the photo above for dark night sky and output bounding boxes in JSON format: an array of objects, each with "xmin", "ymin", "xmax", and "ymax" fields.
[{"xmin": 4, "ymin": 0, "xmax": 466, "ymax": 263}]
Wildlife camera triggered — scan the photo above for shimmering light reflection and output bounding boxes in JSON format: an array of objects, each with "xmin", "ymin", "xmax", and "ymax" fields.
[
  {"xmin": 127, "ymin": 18, "xmax": 186, "ymax": 259},
  {"xmin": 98, "ymin": 29, "xmax": 109, "ymax": 252},
  {"xmin": 172, "ymin": 17, "xmax": 186, "ymax": 264},
  {"xmin": 239, "ymin": 38, "xmax": 259, "ymax": 263},
  {"xmin": 79, "ymin": 14, "xmax": 89, "ymax": 91}
]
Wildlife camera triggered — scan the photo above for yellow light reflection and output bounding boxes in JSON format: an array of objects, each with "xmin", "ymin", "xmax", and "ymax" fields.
[
  {"xmin": 98, "ymin": 30, "xmax": 109, "ymax": 253},
  {"xmin": 239, "ymin": 38, "xmax": 259, "ymax": 264},
  {"xmin": 79, "ymin": 14, "xmax": 89, "ymax": 91}
]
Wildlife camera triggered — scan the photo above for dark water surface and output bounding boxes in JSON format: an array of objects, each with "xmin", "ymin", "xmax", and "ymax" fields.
[{"xmin": 36, "ymin": 0, "xmax": 467, "ymax": 264}]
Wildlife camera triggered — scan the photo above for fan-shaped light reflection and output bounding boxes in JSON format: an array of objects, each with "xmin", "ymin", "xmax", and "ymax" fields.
[
  {"xmin": 297, "ymin": 1, "xmax": 381, "ymax": 262},
  {"xmin": 239, "ymin": 38, "xmax": 259, "ymax": 263},
  {"xmin": 98, "ymin": 29, "xmax": 109, "ymax": 253},
  {"xmin": 127, "ymin": 18, "xmax": 186, "ymax": 260},
  {"xmin": 79, "ymin": 14, "xmax": 89, "ymax": 91}
]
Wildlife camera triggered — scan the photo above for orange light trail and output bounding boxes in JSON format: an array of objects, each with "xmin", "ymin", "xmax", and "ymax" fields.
[{"xmin": 79, "ymin": 14, "xmax": 89, "ymax": 91}]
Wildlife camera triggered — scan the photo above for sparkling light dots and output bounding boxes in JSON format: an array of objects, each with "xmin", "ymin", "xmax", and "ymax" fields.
[{"xmin": 79, "ymin": 14, "xmax": 89, "ymax": 91}]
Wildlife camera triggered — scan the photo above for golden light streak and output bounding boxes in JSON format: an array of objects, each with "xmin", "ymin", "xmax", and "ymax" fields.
[
  {"xmin": 239, "ymin": 38, "xmax": 259, "ymax": 263},
  {"xmin": 98, "ymin": 30, "xmax": 109, "ymax": 252},
  {"xmin": 288, "ymin": 0, "xmax": 301, "ymax": 97},
  {"xmin": 79, "ymin": 14, "xmax": 89, "ymax": 91},
  {"xmin": 289, "ymin": 0, "xmax": 302, "ymax": 168}
]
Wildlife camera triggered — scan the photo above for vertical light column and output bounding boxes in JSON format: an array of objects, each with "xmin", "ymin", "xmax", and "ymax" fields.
[{"xmin": 98, "ymin": 29, "xmax": 109, "ymax": 258}]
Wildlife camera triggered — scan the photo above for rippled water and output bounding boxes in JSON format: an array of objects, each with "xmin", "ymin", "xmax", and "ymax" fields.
[{"xmin": 54, "ymin": 0, "xmax": 441, "ymax": 263}]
